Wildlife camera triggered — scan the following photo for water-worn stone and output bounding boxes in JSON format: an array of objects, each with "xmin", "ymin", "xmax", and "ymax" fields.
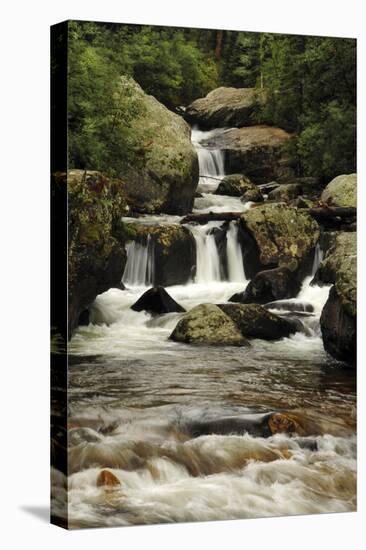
[
  {"xmin": 317, "ymin": 232, "xmax": 356, "ymax": 364},
  {"xmin": 124, "ymin": 223, "xmax": 196, "ymax": 286},
  {"xmin": 239, "ymin": 203, "xmax": 320, "ymax": 278},
  {"xmin": 218, "ymin": 303, "xmax": 296, "ymax": 340},
  {"xmin": 96, "ymin": 470, "xmax": 121, "ymax": 488},
  {"xmin": 200, "ymin": 126, "xmax": 294, "ymax": 184},
  {"xmin": 170, "ymin": 304, "xmax": 249, "ymax": 346},
  {"xmin": 185, "ymin": 87, "xmax": 264, "ymax": 128},
  {"xmin": 320, "ymin": 173, "xmax": 357, "ymax": 208},
  {"xmin": 268, "ymin": 183, "xmax": 302, "ymax": 202},
  {"xmin": 230, "ymin": 267, "xmax": 302, "ymax": 305},
  {"xmin": 215, "ymin": 174, "xmax": 254, "ymax": 197},
  {"xmin": 131, "ymin": 287, "xmax": 185, "ymax": 316},
  {"xmin": 58, "ymin": 170, "xmax": 128, "ymax": 339},
  {"xmin": 121, "ymin": 78, "xmax": 198, "ymax": 215}
]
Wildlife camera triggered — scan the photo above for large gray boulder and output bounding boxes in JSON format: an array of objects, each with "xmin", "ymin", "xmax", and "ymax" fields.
[
  {"xmin": 218, "ymin": 303, "xmax": 296, "ymax": 340},
  {"xmin": 121, "ymin": 78, "xmax": 199, "ymax": 215},
  {"xmin": 200, "ymin": 126, "xmax": 294, "ymax": 184},
  {"xmin": 318, "ymin": 232, "xmax": 356, "ymax": 364},
  {"xmin": 185, "ymin": 87, "xmax": 263, "ymax": 128},
  {"xmin": 320, "ymin": 174, "xmax": 357, "ymax": 208},
  {"xmin": 170, "ymin": 304, "xmax": 249, "ymax": 346}
]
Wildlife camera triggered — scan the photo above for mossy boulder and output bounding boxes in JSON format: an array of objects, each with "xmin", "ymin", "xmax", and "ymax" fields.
[
  {"xmin": 121, "ymin": 78, "xmax": 198, "ymax": 215},
  {"xmin": 218, "ymin": 303, "xmax": 296, "ymax": 340},
  {"xmin": 59, "ymin": 170, "xmax": 128, "ymax": 338},
  {"xmin": 239, "ymin": 203, "xmax": 320, "ymax": 278},
  {"xmin": 170, "ymin": 304, "xmax": 249, "ymax": 346},
  {"xmin": 200, "ymin": 125, "xmax": 294, "ymax": 184},
  {"xmin": 317, "ymin": 232, "xmax": 356, "ymax": 364},
  {"xmin": 123, "ymin": 223, "xmax": 196, "ymax": 286},
  {"xmin": 268, "ymin": 183, "xmax": 302, "ymax": 202},
  {"xmin": 185, "ymin": 87, "xmax": 264, "ymax": 128},
  {"xmin": 215, "ymin": 174, "xmax": 253, "ymax": 197},
  {"xmin": 320, "ymin": 174, "xmax": 357, "ymax": 208}
]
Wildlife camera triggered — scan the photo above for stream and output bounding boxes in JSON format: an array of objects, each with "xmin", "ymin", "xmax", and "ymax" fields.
[{"xmin": 63, "ymin": 127, "xmax": 356, "ymax": 529}]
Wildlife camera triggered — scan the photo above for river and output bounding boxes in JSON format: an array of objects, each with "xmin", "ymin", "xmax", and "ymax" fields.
[{"xmin": 62, "ymin": 127, "xmax": 356, "ymax": 529}]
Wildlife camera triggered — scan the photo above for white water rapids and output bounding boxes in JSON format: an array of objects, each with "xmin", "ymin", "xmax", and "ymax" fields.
[{"xmin": 62, "ymin": 126, "xmax": 356, "ymax": 529}]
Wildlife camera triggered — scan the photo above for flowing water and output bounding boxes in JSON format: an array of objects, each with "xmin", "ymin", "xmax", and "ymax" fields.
[{"xmin": 60, "ymin": 127, "xmax": 357, "ymax": 528}]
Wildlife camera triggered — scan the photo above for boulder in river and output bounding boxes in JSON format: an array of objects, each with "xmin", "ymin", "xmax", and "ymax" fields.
[
  {"xmin": 230, "ymin": 267, "xmax": 302, "ymax": 305},
  {"xmin": 60, "ymin": 170, "xmax": 128, "ymax": 339},
  {"xmin": 317, "ymin": 232, "xmax": 356, "ymax": 364},
  {"xmin": 185, "ymin": 87, "xmax": 264, "ymax": 128},
  {"xmin": 170, "ymin": 304, "xmax": 249, "ymax": 346},
  {"xmin": 218, "ymin": 303, "xmax": 296, "ymax": 340},
  {"xmin": 320, "ymin": 173, "xmax": 357, "ymax": 208},
  {"xmin": 239, "ymin": 203, "xmax": 320, "ymax": 278},
  {"xmin": 215, "ymin": 173, "xmax": 254, "ymax": 197},
  {"xmin": 96, "ymin": 470, "xmax": 121, "ymax": 488},
  {"xmin": 200, "ymin": 125, "xmax": 294, "ymax": 184},
  {"xmin": 120, "ymin": 77, "xmax": 199, "ymax": 215},
  {"xmin": 268, "ymin": 183, "xmax": 302, "ymax": 202},
  {"xmin": 124, "ymin": 223, "xmax": 196, "ymax": 286},
  {"xmin": 131, "ymin": 287, "xmax": 185, "ymax": 316}
]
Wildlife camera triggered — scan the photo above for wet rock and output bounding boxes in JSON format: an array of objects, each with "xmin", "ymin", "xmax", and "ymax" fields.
[
  {"xmin": 170, "ymin": 304, "xmax": 249, "ymax": 346},
  {"xmin": 124, "ymin": 223, "xmax": 196, "ymax": 286},
  {"xmin": 185, "ymin": 87, "xmax": 264, "ymax": 128},
  {"xmin": 58, "ymin": 170, "xmax": 128, "ymax": 339},
  {"xmin": 317, "ymin": 232, "xmax": 356, "ymax": 364},
  {"xmin": 218, "ymin": 303, "xmax": 296, "ymax": 340},
  {"xmin": 268, "ymin": 183, "xmax": 302, "ymax": 202},
  {"xmin": 241, "ymin": 187, "xmax": 264, "ymax": 204},
  {"xmin": 239, "ymin": 203, "xmax": 320, "ymax": 278},
  {"xmin": 200, "ymin": 126, "xmax": 294, "ymax": 184},
  {"xmin": 78, "ymin": 309, "xmax": 90, "ymax": 326},
  {"xmin": 120, "ymin": 77, "xmax": 198, "ymax": 215},
  {"xmin": 131, "ymin": 287, "xmax": 185, "ymax": 316},
  {"xmin": 215, "ymin": 173, "xmax": 256, "ymax": 197},
  {"xmin": 230, "ymin": 267, "xmax": 302, "ymax": 305},
  {"xmin": 210, "ymin": 226, "xmax": 228, "ymax": 279},
  {"xmin": 96, "ymin": 470, "xmax": 121, "ymax": 488},
  {"xmin": 320, "ymin": 173, "xmax": 357, "ymax": 208}
]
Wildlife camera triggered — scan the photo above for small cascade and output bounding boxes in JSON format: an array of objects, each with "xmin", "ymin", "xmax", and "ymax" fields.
[
  {"xmin": 226, "ymin": 221, "xmax": 246, "ymax": 283},
  {"xmin": 191, "ymin": 127, "xmax": 225, "ymax": 193},
  {"xmin": 189, "ymin": 223, "xmax": 222, "ymax": 283},
  {"xmin": 311, "ymin": 242, "xmax": 324, "ymax": 277},
  {"xmin": 122, "ymin": 234, "xmax": 155, "ymax": 286}
]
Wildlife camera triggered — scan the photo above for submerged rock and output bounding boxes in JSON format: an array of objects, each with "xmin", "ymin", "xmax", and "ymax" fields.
[
  {"xmin": 124, "ymin": 223, "xmax": 196, "ymax": 286},
  {"xmin": 170, "ymin": 304, "xmax": 249, "ymax": 346},
  {"xmin": 185, "ymin": 87, "xmax": 263, "ymax": 128},
  {"xmin": 320, "ymin": 173, "xmax": 357, "ymax": 208},
  {"xmin": 131, "ymin": 287, "xmax": 185, "ymax": 316},
  {"xmin": 59, "ymin": 170, "xmax": 128, "ymax": 339},
  {"xmin": 230, "ymin": 267, "xmax": 302, "ymax": 305},
  {"xmin": 317, "ymin": 232, "xmax": 356, "ymax": 364},
  {"xmin": 239, "ymin": 203, "xmax": 320, "ymax": 278},
  {"xmin": 218, "ymin": 303, "xmax": 296, "ymax": 340},
  {"xmin": 121, "ymin": 78, "xmax": 198, "ymax": 215},
  {"xmin": 200, "ymin": 125, "xmax": 294, "ymax": 184}
]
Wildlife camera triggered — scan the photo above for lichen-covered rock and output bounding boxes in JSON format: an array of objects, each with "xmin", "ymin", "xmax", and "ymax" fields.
[
  {"xmin": 170, "ymin": 304, "xmax": 249, "ymax": 346},
  {"xmin": 230, "ymin": 267, "xmax": 302, "ymax": 305},
  {"xmin": 268, "ymin": 183, "xmax": 302, "ymax": 202},
  {"xmin": 131, "ymin": 286, "xmax": 185, "ymax": 316},
  {"xmin": 320, "ymin": 174, "xmax": 357, "ymax": 208},
  {"xmin": 59, "ymin": 170, "xmax": 128, "ymax": 338},
  {"xmin": 215, "ymin": 174, "xmax": 254, "ymax": 197},
  {"xmin": 241, "ymin": 187, "xmax": 264, "ymax": 204},
  {"xmin": 123, "ymin": 223, "xmax": 196, "ymax": 286},
  {"xmin": 185, "ymin": 87, "xmax": 264, "ymax": 128},
  {"xmin": 121, "ymin": 78, "xmax": 198, "ymax": 215},
  {"xmin": 239, "ymin": 203, "xmax": 320, "ymax": 278},
  {"xmin": 317, "ymin": 232, "xmax": 356, "ymax": 364},
  {"xmin": 218, "ymin": 303, "xmax": 296, "ymax": 340},
  {"xmin": 200, "ymin": 126, "xmax": 294, "ymax": 184}
]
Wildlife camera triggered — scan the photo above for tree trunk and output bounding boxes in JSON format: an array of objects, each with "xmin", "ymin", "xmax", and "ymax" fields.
[{"xmin": 215, "ymin": 30, "xmax": 224, "ymax": 60}]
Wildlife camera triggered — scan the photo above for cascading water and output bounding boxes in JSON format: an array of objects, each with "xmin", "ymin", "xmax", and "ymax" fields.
[
  {"xmin": 189, "ymin": 223, "xmax": 222, "ymax": 284},
  {"xmin": 311, "ymin": 241, "xmax": 324, "ymax": 277},
  {"xmin": 226, "ymin": 221, "xmax": 246, "ymax": 283},
  {"xmin": 122, "ymin": 234, "xmax": 154, "ymax": 286},
  {"xmin": 191, "ymin": 126, "xmax": 225, "ymax": 193}
]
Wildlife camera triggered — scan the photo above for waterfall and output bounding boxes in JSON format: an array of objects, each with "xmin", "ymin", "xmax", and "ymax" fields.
[
  {"xmin": 189, "ymin": 224, "xmax": 222, "ymax": 283},
  {"xmin": 311, "ymin": 242, "xmax": 324, "ymax": 277},
  {"xmin": 226, "ymin": 221, "xmax": 246, "ymax": 283},
  {"xmin": 191, "ymin": 127, "xmax": 225, "ymax": 193},
  {"xmin": 122, "ymin": 235, "xmax": 154, "ymax": 286}
]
